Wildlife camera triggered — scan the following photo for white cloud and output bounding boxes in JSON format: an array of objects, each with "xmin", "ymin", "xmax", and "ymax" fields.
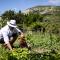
[{"xmin": 49, "ymin": 0, "xmax": 60, "ymax": 5}]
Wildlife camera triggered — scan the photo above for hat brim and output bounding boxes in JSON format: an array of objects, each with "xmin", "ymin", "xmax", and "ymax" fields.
[{"xmin": 7, "ymin": 22, "xmax": 17, "ymax": 28}]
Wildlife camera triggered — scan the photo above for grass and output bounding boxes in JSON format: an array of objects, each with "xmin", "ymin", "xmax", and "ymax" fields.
[
  {"xmin": 0, "ymin": 32, "xmax": 60, "ymax": 60},
  {"xmin": 26, "ymin": 32, "xmax": 59, "ymax": 49}
]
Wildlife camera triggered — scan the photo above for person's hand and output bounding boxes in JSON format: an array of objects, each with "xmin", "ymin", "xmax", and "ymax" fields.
[
  {"xmin": 9, "ymin": 48, "xmax": 13, "ymax": 51},
  {"xmin": 20, "ymin": 33, "xmax": 25, "ymax": 38}
]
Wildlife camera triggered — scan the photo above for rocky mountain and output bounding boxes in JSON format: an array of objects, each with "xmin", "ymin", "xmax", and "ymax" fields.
[{"xmin": 22, "ymin": 6, "xmax": 60, "ymax": 15}]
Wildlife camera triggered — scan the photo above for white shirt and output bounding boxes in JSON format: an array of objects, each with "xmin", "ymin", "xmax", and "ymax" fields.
[{"xmin": 0, "ymin": 25, "xmax": 22, "ymax": 44}]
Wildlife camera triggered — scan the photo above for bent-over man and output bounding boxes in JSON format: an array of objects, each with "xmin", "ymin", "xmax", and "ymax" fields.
[{"xmin": 0, "ymin": 20, "xmax": 24, "ymax": 51}]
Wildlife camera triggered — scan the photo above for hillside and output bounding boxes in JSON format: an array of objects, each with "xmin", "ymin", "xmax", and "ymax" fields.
[
  {"xmin": 1, "ymin": 5, "xmax": 60, "ymax": 33},
  {"xmin": 22, "ymin": 6, "xmax": 60, "ymax": 15}
]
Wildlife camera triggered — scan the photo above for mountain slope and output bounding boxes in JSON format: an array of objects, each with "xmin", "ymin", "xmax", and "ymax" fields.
[{"xmin": 22, "ymin": 6, "xmax": 60, "ymax": 15}]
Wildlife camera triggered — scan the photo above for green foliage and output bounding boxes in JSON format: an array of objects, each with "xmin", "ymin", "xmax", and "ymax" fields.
[
  {"xmin": 1, "ymin": 8, "xmax": 60, "ymax": 33},
  {"xmin": 0, "ymin": 47, "xmax": 60, "ymax": 60},
  {"xmin": 8, "ymin": 48, "xmax": 30, "ymax": 60},
  {"xmin": 1, "ymin": 10, "xmax": 15, "ymax": 20},
  {"xmin": 26, "ymin": 32, "xmax": 60, "ymax": 49},
  {"xmin": 0, "ymin": 19, "xmax": 7, "ymax": 28},
  {"xmin": 0, "ymin": 6, "xmax": 60, "ymax": 60},
  {"xmin": 0, "ymin": 45, "xmax": 8, "ymax": 60},
  {"xmin": 0, "ymin": 46, "xmax": 30, "ymax": 60},
  {"xmin": 0, "ymin": 32, "xmax": 60, "ymax": 60}
]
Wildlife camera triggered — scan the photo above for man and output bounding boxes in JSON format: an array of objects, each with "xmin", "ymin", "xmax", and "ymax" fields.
[{"xmin": 0, "ymin": 20, "xmax": 24, "ymax": 51}]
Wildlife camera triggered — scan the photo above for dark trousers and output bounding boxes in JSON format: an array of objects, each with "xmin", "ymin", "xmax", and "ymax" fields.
[
  {"xmin": 0, "ymin": 33, "xmax": 18, "ymax": 44},
  {"xmin": 0, "ymin": 38, "xmax": 4, "ymax": 43}
]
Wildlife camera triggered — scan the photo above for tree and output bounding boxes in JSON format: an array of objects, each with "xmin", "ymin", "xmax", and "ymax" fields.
[{"xmin": 1, "ymin": 10, "xmax": 15, "ymax": 20}]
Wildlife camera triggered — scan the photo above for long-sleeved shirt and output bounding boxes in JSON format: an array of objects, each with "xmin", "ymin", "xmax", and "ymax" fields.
[{"xmin": 0, "ymin": 25, "xmax": 22, "ymax": 44}]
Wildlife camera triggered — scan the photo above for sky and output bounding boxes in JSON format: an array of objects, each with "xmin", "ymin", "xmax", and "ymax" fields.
[{"xmin": 0, "ymin": 0, "xmax": 60, "ymax": 15}]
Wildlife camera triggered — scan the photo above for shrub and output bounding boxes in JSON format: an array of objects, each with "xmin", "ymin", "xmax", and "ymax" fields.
[{"xmin": 8, "ymin": 48, "xmax": 30, "ymax": 60}]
